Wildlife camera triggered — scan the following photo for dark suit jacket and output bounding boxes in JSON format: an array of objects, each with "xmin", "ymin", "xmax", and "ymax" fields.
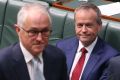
[
  {"xmin": 0, "ymin": 43, "xmax": 68, "ymax": 80},
  {"xmin": 107, "ymin": 56, "xmax": 120, "ymax": 80},
  {"xmin": 56, "ymin": 37, "xmax": 119, "ymax": 80}
]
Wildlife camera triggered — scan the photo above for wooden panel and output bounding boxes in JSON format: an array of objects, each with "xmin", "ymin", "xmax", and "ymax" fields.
[{"xmin": 52, "ymin": 1, "xmax": 120, "ymax": 22}]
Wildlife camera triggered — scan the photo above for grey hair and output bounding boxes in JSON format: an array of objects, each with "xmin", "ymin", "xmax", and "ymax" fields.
[
  {"xmin": 74, "ymin": 3, "xmax": 102, "ymax": 25},
  {"xmin": 17, "ymin": 3, "xmax": 52, "ymax": 27}
]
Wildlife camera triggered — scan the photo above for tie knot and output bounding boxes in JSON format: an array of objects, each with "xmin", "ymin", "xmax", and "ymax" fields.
[{"xmin": 81, "ymin": 47, "xmax": 88, "ymax": 54}]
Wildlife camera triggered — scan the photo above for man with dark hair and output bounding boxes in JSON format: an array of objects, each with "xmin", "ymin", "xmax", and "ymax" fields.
[{"xmin": 56, "ymin": 3, "xmax": 119, "ymax": 80}]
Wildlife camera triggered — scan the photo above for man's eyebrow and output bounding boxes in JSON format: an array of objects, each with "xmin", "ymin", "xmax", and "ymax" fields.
[{"xmin": 29, "ymin": 27, "xmax": 50, "ymax": 31}]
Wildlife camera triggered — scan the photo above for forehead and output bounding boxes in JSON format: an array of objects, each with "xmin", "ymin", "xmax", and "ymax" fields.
[{"xmin": 29, "ymin": 9, "xmax": 49, "ymax": 21}]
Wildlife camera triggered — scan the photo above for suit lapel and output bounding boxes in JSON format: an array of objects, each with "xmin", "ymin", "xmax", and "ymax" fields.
[
  {"xmin": 81, "ymin": 38, "xmax": 104, "ymax": 80},
  {"xmin": 66, "ymin": 37, "xmax": 79, "ymax": 73},
  {"xmin": 43, "ymin": 49, "xmax": 49, "ymax": 80},
  {"xmin": 43, "ymin": 45, "xmax": 55, "ymax": 80},
  {"xmin": 11, "ymin": 43, "xmax": 30, "ymax": 80}
]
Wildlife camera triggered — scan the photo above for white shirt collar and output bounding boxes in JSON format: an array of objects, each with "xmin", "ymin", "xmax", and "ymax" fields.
[{"xmin": 78, "ymin": 37, "xmax": 98, "ymax": 53}]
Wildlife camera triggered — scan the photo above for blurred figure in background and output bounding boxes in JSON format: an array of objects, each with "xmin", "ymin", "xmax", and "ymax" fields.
[{"xmin": 107, "ymin": 56, "xmax": 120, "ymax": 80}]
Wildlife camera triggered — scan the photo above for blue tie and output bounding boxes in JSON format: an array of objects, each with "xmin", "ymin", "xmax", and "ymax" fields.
[{"xmin": 32, "ymin": 57, "xmax": 45, "ymax": 80}]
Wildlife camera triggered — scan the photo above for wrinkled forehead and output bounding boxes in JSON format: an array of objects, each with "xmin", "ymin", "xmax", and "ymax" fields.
[{"xmin": 29, "ymin": 10, "xmax": 48, "ymax": 19}]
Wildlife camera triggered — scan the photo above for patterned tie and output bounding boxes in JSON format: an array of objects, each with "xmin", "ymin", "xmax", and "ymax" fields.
[
  {"xmin": 71, "ymin": 47, "xmax": 88, "ymax": 80},
  {"xmin": 32, "ymin": 57, "xmax": 45, "ymax": 80}
]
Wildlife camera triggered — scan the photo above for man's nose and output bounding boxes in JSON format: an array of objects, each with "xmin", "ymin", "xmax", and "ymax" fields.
[
  {"xmin": 36, "ymin": 32, "xmax": 43, "ymax": 41},
  {"xmin": 81, "ymin": 25, "xmax": 87, "ymax": 32}
]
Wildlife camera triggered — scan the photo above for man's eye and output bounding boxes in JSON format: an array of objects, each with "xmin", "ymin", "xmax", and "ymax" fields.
[
  {"xmin": 41, "ymin": 29, "xmax": 51, "ymax": 33},
  {"xmin": 29, "ymin": 30, "xmax": 38, "ymax": 34}
]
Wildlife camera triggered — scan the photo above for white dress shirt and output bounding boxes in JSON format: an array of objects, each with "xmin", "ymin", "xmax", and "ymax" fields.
[
  {"xmin": 70, "ymin": 37, "xmax": 98, "ymax": 80},
  {"xmin": 20, "ymin": 42, "xmax": 44, "ymax": 80}
]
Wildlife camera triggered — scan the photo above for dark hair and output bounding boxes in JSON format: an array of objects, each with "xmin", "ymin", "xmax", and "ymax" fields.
[{"xmin": 75, "ymin": 3, "xmax": 102, "ymax": 25}]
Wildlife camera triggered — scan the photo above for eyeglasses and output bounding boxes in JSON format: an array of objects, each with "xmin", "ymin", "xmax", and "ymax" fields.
[{"xmin": 20, "ymin": 27, "xmax": 52, "ymax": 38}]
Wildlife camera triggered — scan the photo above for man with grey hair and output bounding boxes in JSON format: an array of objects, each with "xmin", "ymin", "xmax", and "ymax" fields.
[
  {"xmin": 0, "ymin": 3, "xmax": 68, "ymax": 80},
  {"xmin": 56, "ymin": 3, "xmax": 119, "ymax": 80}
]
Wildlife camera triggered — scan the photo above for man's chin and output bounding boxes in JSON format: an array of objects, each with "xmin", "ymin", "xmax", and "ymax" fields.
[
  {"xmin": 80, "ymin": 38, "xmax": 89, "ymax": 42},
  {"xmin": 32, "ymin": 49, "xmax": 43, "ymax": 55},
  {"xmin": 33, "ymin": 44, "xmax": 45, "ymax": 49},
  {"xmin": 33, "ymin": 46, "xmax": 44, "ymax": 52},
  {"xmin": 80, "ymin": 39, "xmax": 90, "ymax": 45}
]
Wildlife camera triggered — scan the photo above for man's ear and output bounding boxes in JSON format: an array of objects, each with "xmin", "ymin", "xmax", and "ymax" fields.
[{"xmin": 14, "ymin": 24, "xmax": 20, "ymax": 33}]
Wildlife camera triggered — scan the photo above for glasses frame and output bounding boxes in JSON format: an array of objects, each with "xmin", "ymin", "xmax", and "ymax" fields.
[{"xmin": 19, "ymin": 27, "xmax": 52, "ymax": 38}]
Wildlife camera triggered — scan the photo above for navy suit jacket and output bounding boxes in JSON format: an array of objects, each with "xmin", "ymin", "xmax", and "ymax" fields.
[
  {"xmin": 56, "ymin": 37, "xmax": 119, "ymax": 80},
  {"xmin": 0, "ymin": 43, "xmax": 68, "ymax": 80}
]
